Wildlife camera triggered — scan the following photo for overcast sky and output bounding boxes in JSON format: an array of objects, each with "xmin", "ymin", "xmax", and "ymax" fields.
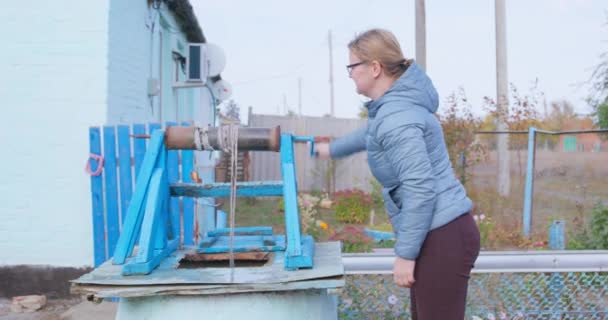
[{"xmin": 192, "ymin": 0, "xmax": 607, "ymax": 121}]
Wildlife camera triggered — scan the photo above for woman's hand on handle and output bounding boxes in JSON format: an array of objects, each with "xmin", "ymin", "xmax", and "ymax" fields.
[{"xmin": 314, "ymin": 142, "xmax": 331, "ymax": 160}]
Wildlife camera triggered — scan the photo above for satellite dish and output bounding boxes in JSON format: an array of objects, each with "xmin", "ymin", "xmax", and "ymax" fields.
[
  {"xmin": 206, "ymin": 43, "xmax": 226, "ymax": 77},
  {"xmin": 212, "ymin": 80, "xmax": 232, "ymax": 101}
]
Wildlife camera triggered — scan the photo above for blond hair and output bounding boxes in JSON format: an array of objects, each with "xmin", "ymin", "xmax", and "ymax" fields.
[{"xmin": 348, "ymin": 29, "xmax": 410, "ymax": 78}]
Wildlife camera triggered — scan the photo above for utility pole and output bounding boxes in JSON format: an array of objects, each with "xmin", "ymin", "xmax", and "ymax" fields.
[
  {"xmin": 495, "ymin": 0, "xmax": 510, "ymax": 196},
  {"xmin": 415, "ymin": 0, "xmax": 427, "ymax": 70},
  {"xmin": 328, "ymin": 30, "xmax": 335, "ymax": 117},
  {"xmin": 298, "ymin": 77, "xmax": 302, "ymax": 117}
]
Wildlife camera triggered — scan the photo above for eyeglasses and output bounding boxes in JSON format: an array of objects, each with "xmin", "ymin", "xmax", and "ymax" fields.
[{"xmin": 346, "ymin": 61, "xmax": 368, "ymax": 76}]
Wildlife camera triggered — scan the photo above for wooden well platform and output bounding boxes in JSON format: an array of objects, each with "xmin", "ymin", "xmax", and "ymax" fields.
[{"xmin": 72, "ymin": 242, "xmax": 343, "ymax": 319}]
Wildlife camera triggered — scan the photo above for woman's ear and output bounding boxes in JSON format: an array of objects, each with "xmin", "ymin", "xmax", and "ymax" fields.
[{"xmin": 371, "ymin": 60, "xmax": 383, "ymax": 78}]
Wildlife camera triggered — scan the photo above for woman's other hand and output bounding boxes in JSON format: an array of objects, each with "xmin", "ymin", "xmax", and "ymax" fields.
[
  {"xmin": 314, "ymin": 142, "xmax": 331, "ymax": 160},
  {"xmin": 393, "ymin": 257, "xmax": 416, "ymax": 288}
]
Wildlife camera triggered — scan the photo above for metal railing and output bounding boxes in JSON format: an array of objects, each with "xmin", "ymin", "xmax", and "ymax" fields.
[{"xmin": 339, "ymin": 251, "xmax": 608, "ymax": 319}]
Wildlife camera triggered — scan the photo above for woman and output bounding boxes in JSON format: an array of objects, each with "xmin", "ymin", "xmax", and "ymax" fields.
[{"xmin": 315, "ymin": 29, "xmax": 480, "ymax": 319}]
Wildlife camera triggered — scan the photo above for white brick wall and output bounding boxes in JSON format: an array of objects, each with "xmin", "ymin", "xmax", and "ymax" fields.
[
  {"xmin": 106, "ymin": 0, "xmax": 153, "ymax": 124},
  {"xmin": 0, "ymin": 1, "xmax": 110, "ymax": 266},
  {"xmin": 106, "ymin": 1, "xmax": 197, "ymax": 125},
  {"xmin": 0, "ymin": 1, "xmax": 214, "ymax": 268}
]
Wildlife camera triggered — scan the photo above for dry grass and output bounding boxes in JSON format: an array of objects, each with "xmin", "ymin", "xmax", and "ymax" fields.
[{"xmin": 468, "ymin": 150, "xmax": 608, "ymax": 248}]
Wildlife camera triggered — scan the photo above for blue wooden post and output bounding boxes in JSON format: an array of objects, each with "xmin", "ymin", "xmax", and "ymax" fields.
[
  {"xmin": 166, "ymin": 123, "xmax": 181, "ymax": 242},
  {"xmin": 113, "ymin": 130, "xmax": 165, "ymax": 264},
  {"xmin": 103, "ymin": 126, "xmax": 120, "ymax": 256},
  {"xmin": 280, "ymin": 134, "xmax": 313, "ymax": 270},
  {"xmin": 522, "ymin": 127, "xmax": 537, "ymax": 237},
  {"xmin": 152, "ymin": 142, "xmax": 167, "ymax": 251},
  {"xmin": 88, "ymin": 127, "xmax": 106, "ymax": 267},
  {"xmin": 548, "ymin": 220, "xmax": 565, "ymax": 319},
  {"xmin": 280, "ymin": 134, "xmax": 302, "ymax": 258},
  {"xmin": 216, "ymin": 210, "xmax": 227, "ymax": 229},
  {"xmin": 182, "ymin": 149, "xmax": 195, "ymax": 245},
  {"xmin": 117, "ymin": 125, "xmax": 133, "ymax": 224},
  {"xmin": 549, "ymin": 220, "xmax": 565, "ymax": 250},
  {"xmin": 133, "ymin": 124, "xmax": 147, "ymax": 179}
]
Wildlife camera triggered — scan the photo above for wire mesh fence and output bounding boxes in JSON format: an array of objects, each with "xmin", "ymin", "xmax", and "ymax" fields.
[{"xmin": 339, "ymin": 272, "xmax": 608, "ymax": 319}]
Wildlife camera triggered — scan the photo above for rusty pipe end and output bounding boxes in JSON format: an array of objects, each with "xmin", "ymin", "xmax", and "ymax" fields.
[
  {"xmin": 269, "ymin": 126, "xmax": 281, "ymax": 152},
  {"xmin": 165, "ymin": 126, "xmax": 196, "ymax": 150}
]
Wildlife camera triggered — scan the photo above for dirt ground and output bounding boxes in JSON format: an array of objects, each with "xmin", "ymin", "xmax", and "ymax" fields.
[{"xmin": 0, "ymin": 298, "xmax": 116, "ymax": 320}]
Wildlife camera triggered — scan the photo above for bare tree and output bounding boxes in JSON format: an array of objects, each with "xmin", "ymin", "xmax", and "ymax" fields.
[{"xmin": 223, "ymin": 99, "xmax": 240, "ymax": 121}]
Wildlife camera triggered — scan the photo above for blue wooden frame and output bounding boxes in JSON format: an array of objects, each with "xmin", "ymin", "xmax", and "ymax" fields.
[
  {"xmin": 182, "ymin": 134, "xmax": 315, "ymax": 271},
  {"xmin": 88, "ymin": 123, "xmax": 197, "ymax": 268},
  {"xmin": 90, "ymin": 126, "xmax": 316, "ymax": 274}
]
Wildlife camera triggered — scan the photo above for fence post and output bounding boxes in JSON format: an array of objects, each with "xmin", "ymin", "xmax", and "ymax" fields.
[
  {"xmin": 549, "ymin": 220, "xmax": 565, "ymax": 250},
  {"xmin": 459, "ymin": 151, "xmax": 466, "ymax": 185},
  {"xmin": 522, "ymin": 127, "xmax": 536, "ymax": 237}
]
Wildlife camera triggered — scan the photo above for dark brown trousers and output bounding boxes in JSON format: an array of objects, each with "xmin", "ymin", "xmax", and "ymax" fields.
[{"xmin": 410, "ymin": 213, "xmax": 480, "ymax": 320}]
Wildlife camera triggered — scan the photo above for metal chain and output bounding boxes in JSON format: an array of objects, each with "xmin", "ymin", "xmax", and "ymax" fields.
[{"xmin": 228, "ymin": 124, "xmax": 238, "ymax": 282}]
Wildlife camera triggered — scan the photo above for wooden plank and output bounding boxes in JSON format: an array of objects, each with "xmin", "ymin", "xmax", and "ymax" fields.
[
  {"xmin": 280, "ymin": 134, "xmax": 303, "ymax": 263},
  {"xmin": 112, "ymin": 130, "xmax": 165, "ymax": 264},
  {"xmin": 88, "ymin": 127, "xmax": 106, "ymax": 267},
  {"xmin": 132, "ymin": 124, "xmax": 147, "ymax": 179},
  {"xmin": 285, "ymin": 235, "xmax": 314, "ymax": 270},
  {"xmin": 71, "ymin": 277, "xmax": 345, "ymax": 299},
  {"xmin": 183, "ymin": 251, "xmax": 271, "ymax": 262},
  {"xmin": 208, "ymin": 227, "xmax": 273, "ymax": 237},
  {"xmin": 135, "ymin": 169, "xmax": 165, "ymax": 263},
  {"xmin": 197, "ymin": 235, "xmax": 285, "ymax": 253},
  {"xmin": 117, "ymin": 125, "xmax": 133, "ymax": 224},
  {"xmin": 122, "ymin": 239, "xmax": 179, "ymax": 276},
  {"xmin": 182, "ymin": 149, "xmax": 194, "ymax": 245},
  {"xmin": 103, "ymin": 126, "xmax": 120, "ymax": 257},
  {"xmin": 74, "ymin": 242, "xmax": 343, "ymax": 286},
  {"xmin": 170, "ymin": 181, "xmax": 284, "ymax": 198},
  {"xmin": 152, "ymin": 137, "xmax": 167, "ymax": 252},
  {"xmin": 165, "ymin": 122, "xmax": 180, "ymax": 242}
]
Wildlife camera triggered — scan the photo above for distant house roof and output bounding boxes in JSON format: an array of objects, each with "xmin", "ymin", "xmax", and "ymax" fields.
[{"xmin": 164, "ymin": 0, "xmax": 206, "ymax": 43}]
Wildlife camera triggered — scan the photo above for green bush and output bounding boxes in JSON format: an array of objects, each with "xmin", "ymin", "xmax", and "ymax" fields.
[
  {"xmin": 334, "ymin": 189, "xmax": 372, "ymax": 224},
  {"xmin": 369, "ymin": 178, "xmax": 384, "ymax": 209},
  {"xmin": 568, "ymin": 202, "xmax": 608, "ymax": 249},
  {"xmin": 329, "ymin": 225, "xmax": 374, "ymax": 253}
]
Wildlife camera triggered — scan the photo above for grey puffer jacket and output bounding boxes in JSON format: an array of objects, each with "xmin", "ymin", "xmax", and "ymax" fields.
[{"xmin": 330, "ymin": 62, "xmax": 472, "ymax": 260}]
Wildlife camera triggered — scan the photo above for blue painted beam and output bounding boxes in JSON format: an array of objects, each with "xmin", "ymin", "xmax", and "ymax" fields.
[
  {"xmin": 216, "ymin": 210, "xmax": 227, "ymax": 229},
  {"xmin": 103, "ymin": 126, "xmax": 120, "ymax": 256},
  {"xmin": 170, "ymin": 181, "xmax": 284, "ymax": 198},
  {"xmin": 208, "ymin": 226, "xmax": 273, "ymax": 237},
  {"xmin": 197, "ymin": 235, "xmax": 286, "ymax": 253},
  {"xmin": 113, "ymin": 130, "xmax": 165, "ymax": 264},
  {"xmin": 135, "ymin": 168, "xmax": 166, "ymax": 263},
  {"xmin": 280, "ymin": 134, "xmax": 303, "ymax": 261},
  {"xmin": 182, "ymin": 148, "xmax": 195, "ymax": 245},
  {"xmin": 88, "ymin": 127, "xmax": 106, "ymax": 267},
  {"xmin": 200, "ymin": 245, "xmax": 285, "ymax": 254},
  {"xmin": 285, "ymin": 236, "xmax": 314, "ymax": 270},
  {"xmin": 165, "ymin": 123, "xmax": 180, "ymax": 241},
  {"xmin": 117, "ymin": 125, "xmax": 133, "ymax": 224},
  {"xmin": 121, "ymin": 239, "xmax": 179, "ymax": 276},
  {"xmin": 132, "ymin": 124, "xmax": 147, "ymax": 179}
]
